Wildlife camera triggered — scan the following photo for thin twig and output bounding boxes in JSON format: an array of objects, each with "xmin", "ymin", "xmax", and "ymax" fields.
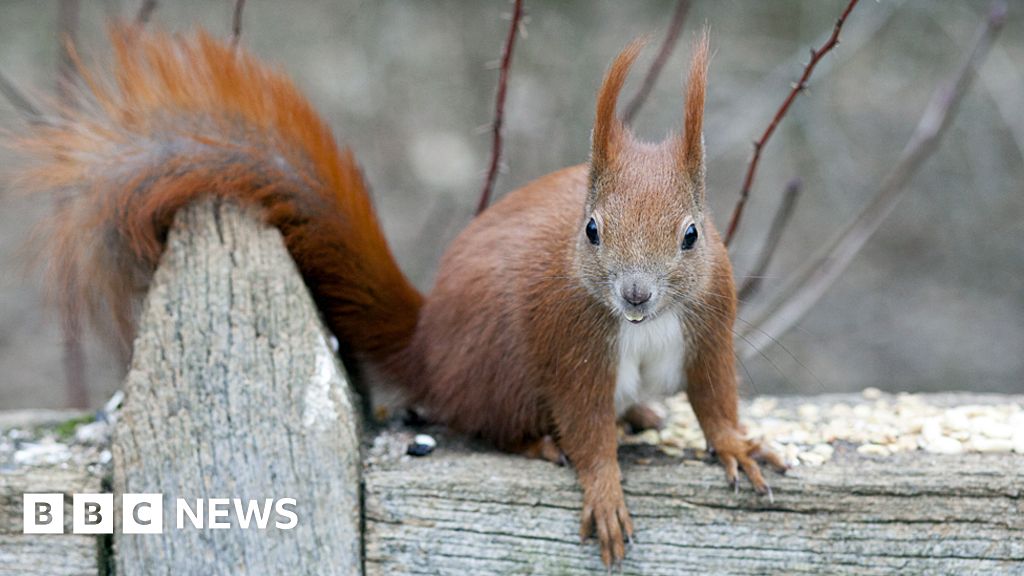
[
  {"xmin": 724, "ymin": 0, "xmax": 861, "ymax": 247},
  {"xmin": 231, "ymin": 0, "xmax": 247, "ymax": 48},
  {"xmin": 737, "ymin": 1, "xmax": 1008, "ymax": 361},
  {"xmin": 57, "ymin": 0, "xmax": 79, "ymax": 112},
  {"xmin": 622, "ymin": 0, "xmax": 690, "ymax": 124},
  {"xmin": 0, "ymin": 69, "xmax": 43, "ymax": 119},
  {"xmin": 710, "ymin": 1, "xmax": 900, "ymax": 168},
  {"xmin": 57, "ymin": 0, "xmax": 89, "ymax": 409},
  {"xmin": 476, "ymin": 0, "xmax": 525, "ymax": 216},
  {"xmin": 737, "ymin": 178, "xmax": 801, "ymax": 302},
  {"xmin": 136, "ymin": 0, "xmax": 158, "ymax": 25}
]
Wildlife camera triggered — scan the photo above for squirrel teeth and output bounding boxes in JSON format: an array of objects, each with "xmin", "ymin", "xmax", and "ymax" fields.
[{"xmin": 623, "ymin": 310, "xmax": 645, "ymax": 323}]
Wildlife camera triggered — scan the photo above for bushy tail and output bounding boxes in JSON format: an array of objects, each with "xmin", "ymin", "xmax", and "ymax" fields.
[{"xmin": 12, "ymin": 26, "xmax": 422, "ymax": 373}]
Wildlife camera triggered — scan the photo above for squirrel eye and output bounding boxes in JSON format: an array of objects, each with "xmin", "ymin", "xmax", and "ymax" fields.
[
  {"xmin": 681, "ymin": 223, "xmax": 699, "ymax": 251},
  {"xmin": 585, "ymin": 217, "xmax": 600, "ymax": 245}
]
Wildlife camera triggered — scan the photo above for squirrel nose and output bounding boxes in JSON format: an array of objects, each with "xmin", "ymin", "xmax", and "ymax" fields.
[{"xmin": 622, "ymin": 283, "xmax": 652, "ymax": 306}]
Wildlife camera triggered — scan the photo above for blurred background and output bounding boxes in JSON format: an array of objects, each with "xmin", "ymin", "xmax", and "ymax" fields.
[{"xmin": 0, "ymin": 0, "xmax": 1020, "ymax": 410}]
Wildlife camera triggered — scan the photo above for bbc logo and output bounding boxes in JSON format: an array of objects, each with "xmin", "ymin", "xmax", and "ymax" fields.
[
  {"xmin": 23, "ymin": 493, "xmax": 163, "ymax": 535},
  {"xmin": 23, "ymin": 493, "xmax": 299, "ymax": 533}
]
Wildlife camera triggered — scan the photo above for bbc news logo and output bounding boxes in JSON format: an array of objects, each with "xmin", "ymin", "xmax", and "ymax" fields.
[{"xmin": 23, "ymin": 494, "xmax": 298, "ymax": 534}]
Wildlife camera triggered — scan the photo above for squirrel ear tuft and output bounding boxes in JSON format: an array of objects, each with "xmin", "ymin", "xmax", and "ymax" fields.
[
  {"xmin": 591, "ymin": 37, "xmax": 645, "ymax": 174},
  {"xmin": 679, "ymin": 28, "xmax": 709, "ymax": 180}
]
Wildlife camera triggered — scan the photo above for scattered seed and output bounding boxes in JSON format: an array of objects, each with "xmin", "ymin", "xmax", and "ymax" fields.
[
  {"xmin": 862, "ymin": 387, "xmax": 883, "ymax": 400},
  {"xmin": 857, "ymin": 443, "xmax": 890, "ymax": 457},
  {"xmin": 798, "ymin": 452, "xmax": 826, "ymax": 466},
  {"xmin": 407, "ymin": 434, "xmax": 436, "ymax": 457},
  {"xmin": 966, "ymin": 437, "xmax": 1014, "ymax": 453},
  {"xmin": 922, "ymin": 436, "xmax": 963, "ymax": 455},
  {"xmin": 623, "ymin": 390, "xmax": 1022, "ymax": 467}
]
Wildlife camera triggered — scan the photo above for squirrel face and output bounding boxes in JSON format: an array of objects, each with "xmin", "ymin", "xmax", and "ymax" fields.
[
  {"xmin": 579, "ymin": 139, "xmax": 710, "ymax": 325},
  {"xmin": 577, "ymin": 35, "xmax": 711, "ymax": 325}
]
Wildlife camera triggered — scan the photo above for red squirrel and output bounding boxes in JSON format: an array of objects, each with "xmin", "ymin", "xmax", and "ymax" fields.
[{"xmin": 14, "ymin": 28, "xmax": 784, "ymax": 565}]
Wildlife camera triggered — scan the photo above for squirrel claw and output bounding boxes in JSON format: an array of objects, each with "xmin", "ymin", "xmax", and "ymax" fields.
[
  {"xmin": 753, "ymin": 445, "xmax": 790, "ymax": 474},
  {"xmin": 580, "ymin": 488, "xmax": 633, "ymax": 567},
  {"xmin": 712, "ymin": 431, "xmax": 785, "ymax": 497}
]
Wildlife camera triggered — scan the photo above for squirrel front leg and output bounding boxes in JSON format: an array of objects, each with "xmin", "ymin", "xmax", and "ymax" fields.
[
  {"xmin": 685, "ymin": 288, "xmax": 786, "ymax": 493},
  {"xmin": 550, "ymin": 372, "xmax": 633, "ymax": 567}
]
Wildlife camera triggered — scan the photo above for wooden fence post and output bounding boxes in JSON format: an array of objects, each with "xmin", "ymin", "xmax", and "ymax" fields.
[{"xmin": 111, "ymin": 200, "xmax": 362, "ymax": 575}]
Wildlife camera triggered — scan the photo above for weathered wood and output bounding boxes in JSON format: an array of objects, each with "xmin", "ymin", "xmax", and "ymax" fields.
[
  {"xmin": 0, "ymin": 466, "xmax": 106, "ymax": 576},
  {"xmin": 364, "ymin": 401, "xmax": 1024, "ymax": 575},
  {"xmin": 0, "ymin": 409, "xmax": 108, "ymax": 576},
  {"xmin": 111, "ymin": 201, "xmax": 362, "ymax": 575}
]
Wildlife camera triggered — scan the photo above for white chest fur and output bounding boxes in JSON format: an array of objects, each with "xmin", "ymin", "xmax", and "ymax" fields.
[{"xmin": 614, "ymin": 313, "xmax": 686, "ymax": 416}]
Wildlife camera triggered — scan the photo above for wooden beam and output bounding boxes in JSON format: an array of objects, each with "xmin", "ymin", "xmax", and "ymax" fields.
[
  {"xmin": 364, "ymin": 404, "xmax": 1024, "ymax": 575},
  {"xmin": 0, "ymin": 465, "xmax": 106, "ymax": 576},
  {"xmin": 111, "ymin": 201, "xmax": 362, "ymax": 575}
]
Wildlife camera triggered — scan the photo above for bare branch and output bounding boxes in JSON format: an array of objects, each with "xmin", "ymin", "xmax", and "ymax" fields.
[
  {"xmin": 737, "ymin": 178, "xmax": 801, "ymax": 302},
  {"xmin": 136, "ymin": 0, "xmax": 158, "ymax": 25},
  {"xmin": 724, "ymin": 0, "xmax": 861, "ymax": 247},
  {"xmin": 57, "ymin": 0, "xmax": 79, "ymax": 111},
  {"xmin": 737, "ymin": 1, "xmax": 1008, "ymax": 361},
  {"xmin": 61, "ymin": 315, "xmax": 89, "ymax": 409},
  {"xmin": 622, "ymin": 0, "xmax": 690, "ymax": 124},
  {"xmin": 476, "ymin": 0, "xmax": 525, "ymax": 216},
  {"xmin": 58, "ymin": 0, "xmax": 89, "ymax": 409},
  {"xmin": 231, "ymin": 0, "xmax": 247, "ymax": 49},
  {"xmin": 0, "ymin": 69, "xmax": 43, "ymax": 119}
]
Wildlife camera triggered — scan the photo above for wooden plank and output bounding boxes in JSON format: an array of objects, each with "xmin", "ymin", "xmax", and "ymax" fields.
[
  {"xmin": 0, "ymin": 460, "xmax": 106, "ymax": 576},
  {"xmin": 364, "ymin": 398, "xmax": 1024, "ymax": 575}
]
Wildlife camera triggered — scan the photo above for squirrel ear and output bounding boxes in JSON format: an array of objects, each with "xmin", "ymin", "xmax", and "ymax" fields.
[
  {"xmin": 591, "ymin": 38, "xmax": 645, "ymax": 175},
  {"xmin": 678, "ymin": 28, "xmax": 709, "ymax": 183}
]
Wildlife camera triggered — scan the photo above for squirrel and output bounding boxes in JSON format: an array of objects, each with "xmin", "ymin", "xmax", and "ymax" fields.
[{"xmin": 12, "ymin": 27, "xmax": 785, "ymax": 565}]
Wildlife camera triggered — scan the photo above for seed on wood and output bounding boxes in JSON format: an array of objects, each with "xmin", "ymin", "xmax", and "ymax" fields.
[{"xmin": 407, "ymin": 434, "xmax": 437, "ymax": 457}]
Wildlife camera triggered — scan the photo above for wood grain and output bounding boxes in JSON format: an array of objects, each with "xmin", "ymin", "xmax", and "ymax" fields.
[
  {"xmin": 111, "ymin": 200, "xmax": 362, "ymax": 575},
  {"xmin": 0, "ymin": 466, "xmax": 106, "ymax": 576},
  {"xmin": 365, "ymin": 420, "xmax": 1024, "ymax": 575}
]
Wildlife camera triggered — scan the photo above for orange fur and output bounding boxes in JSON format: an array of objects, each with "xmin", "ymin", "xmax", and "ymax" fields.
[
  {"xmin": 14, "ymin": 26, "xmax": 421, "ymax": 372},
  {"xmin": 591, "ymin": 37, "xmax": 645, "ymax": 174},
  {"xmin": 679, "ymin": 28, "xmax": 708, "ymax": 176}
]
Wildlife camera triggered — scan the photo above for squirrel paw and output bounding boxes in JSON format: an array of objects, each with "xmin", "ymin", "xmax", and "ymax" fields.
[
  {"xmin": 580, "ymin": 486, "xmax": 634, "ymax": 567},
  {"xmin": 516, "ymin": 435, "xmax": 568, "ymax": 466},
  {"xmin": 621, "ymin": 402, "xmax": 666, "ymax": 433},
  {"xmin": 711, "ymin": 431, "xmax": 787, "ymax": 496}
]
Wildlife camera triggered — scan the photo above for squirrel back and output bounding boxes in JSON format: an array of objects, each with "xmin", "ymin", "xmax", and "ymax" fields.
[{"xmin": 13, "ymin": 27, "xmax": 421, "ymax": 380}]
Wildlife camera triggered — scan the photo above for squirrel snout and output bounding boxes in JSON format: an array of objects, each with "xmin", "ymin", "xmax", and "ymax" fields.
[
  {"xmin": 621, "ymin": 282, "xmax": 653, "ymax": 306},
  {"xmin": 616, "ymin": 276, "xmax": 656, "ymax": 323}
]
